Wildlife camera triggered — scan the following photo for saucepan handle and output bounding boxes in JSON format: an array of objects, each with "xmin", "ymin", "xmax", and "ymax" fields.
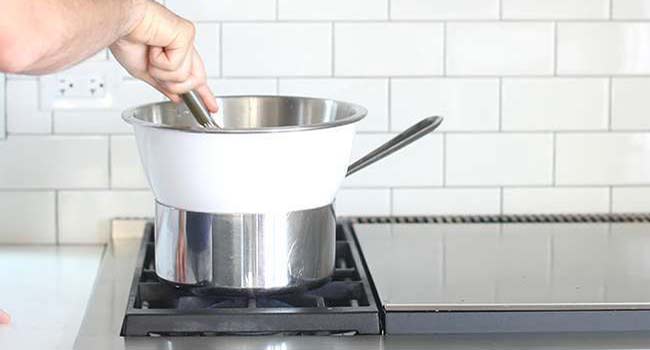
[{"xmin": 346, "ymin": 116, "xmax": 443, "ymax": 177}]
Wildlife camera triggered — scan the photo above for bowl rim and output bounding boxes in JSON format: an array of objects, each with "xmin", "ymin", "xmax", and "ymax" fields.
[{"xmin": 121, "ymin": 95, "xmax": 368, "ymax": 134}]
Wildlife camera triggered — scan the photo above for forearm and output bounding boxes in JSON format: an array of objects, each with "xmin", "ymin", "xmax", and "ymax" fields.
[{"xmin": 0, "ymin": 0, "xmax": 146, "ymax": 74}]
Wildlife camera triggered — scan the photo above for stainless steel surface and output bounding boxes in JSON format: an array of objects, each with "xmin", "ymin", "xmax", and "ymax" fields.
[
  {"xmin": 73, "ymin": 219, "xmax": 650, "ymax": 350},
  {"xmin": 123, "ymin": 95, "xmax": 367, "ymax": 133},
  {"xmin": 180, "ymin": 90, "xmax": 220, "ymax": 128},
  {"xmin": 355, "ymin": 222, "xmax": 650, "ymax": 311},
  {"xmin": 346, "ymin": 116, "xmax": 443, "ymax": 176},
  {"xmin": 155, "ymin": 202, "xmax": 336, "ymax": 291}
]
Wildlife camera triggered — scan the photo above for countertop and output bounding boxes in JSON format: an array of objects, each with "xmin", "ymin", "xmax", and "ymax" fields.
[
  {"xmin": 0, "ymin": 244, "xmax": 104, "ymax": 350},
  {"xmin": 5, "ymin": 219, "xmax": 650, "ymax": 349},
  {"xmin": 73, "ymin": 219, "xmax": 650, "ymax": 350}
]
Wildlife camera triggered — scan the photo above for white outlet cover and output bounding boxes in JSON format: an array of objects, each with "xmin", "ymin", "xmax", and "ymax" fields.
[{"xmin": 40, "ymin": 60, "xmax": 120, "ymax": 110}]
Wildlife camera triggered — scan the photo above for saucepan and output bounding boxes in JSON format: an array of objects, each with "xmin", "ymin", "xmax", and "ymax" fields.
[{"xmin": 123, "ymin": 96, "xmax": 442, "ymax": 294}]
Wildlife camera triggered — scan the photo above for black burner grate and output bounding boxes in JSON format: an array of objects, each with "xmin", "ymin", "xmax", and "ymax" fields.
[{"xmin": 121, "ymin": 223, "xmax": 380, "ymax": 336}]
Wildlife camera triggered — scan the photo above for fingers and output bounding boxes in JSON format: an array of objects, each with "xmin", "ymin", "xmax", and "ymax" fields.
[
  {"xmin": 189, "ymin": 52, "xmax": 218, "ymax": 112},
  {"xmin": 148, "ymin": 48, "xmax": 217, "ymax": 112},
  {"xmin": 121, "ymin": 1, "xmax": 216, "ymax": 111},
  {"xmin": 195, "ymin": 84, "xmax": 218, "ymax": 113},
  {"xmin": 0, "ymin": 309, "xmax": 10, "ymax": 324}
]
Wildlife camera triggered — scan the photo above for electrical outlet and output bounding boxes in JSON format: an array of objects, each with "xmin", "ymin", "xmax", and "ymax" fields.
[
  {"xmin": 40, "ymin": 61, "xmax": 120, "ymax": 110},
  {"xmin": 57, "ymin": 76, "xmax": 106, "ymax": 97}
]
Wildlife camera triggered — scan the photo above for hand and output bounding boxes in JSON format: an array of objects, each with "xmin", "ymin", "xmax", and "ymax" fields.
[
  {"xmin": 0, "ymin": 309, "xmax": 10, "ymax": 324},
  {"xmin": 110, "ymin": 0, "xmax": 218, "ymax": 112}
]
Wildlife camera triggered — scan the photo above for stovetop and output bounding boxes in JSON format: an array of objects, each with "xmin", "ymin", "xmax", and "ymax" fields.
[
  {"xmin": 354, "ymin": 213, "xmax": 650, "ymax": 334},
  {"xmin": 121, "ymin": 223, "xmax": 380, "ymax": 336},
  {"xmin": 116, "ymin": 213, "xmax": 650, "ymax": 338}
]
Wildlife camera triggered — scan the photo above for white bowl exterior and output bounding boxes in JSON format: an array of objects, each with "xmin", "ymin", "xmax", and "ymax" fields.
[{"xmin": 133, "ymin": 124, "xmax": 357, "ymax": 213}]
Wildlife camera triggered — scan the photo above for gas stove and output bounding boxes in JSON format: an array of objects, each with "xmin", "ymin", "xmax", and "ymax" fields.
[
  {"xmin": 121, "ymin": 223, "xmax": 380, "ymax": 336},
  {"xmin": 116, "ymin": 213, "xmax": 650, "ymax": 337}
]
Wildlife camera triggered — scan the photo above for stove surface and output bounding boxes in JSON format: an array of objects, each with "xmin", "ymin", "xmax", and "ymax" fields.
[
  {"xmin": 74, "ymin": 216, "xmax": 650, "ymax": 349},
  {"xmin": 353, "ymin": 214, "xmax": 650, "ymax": 333},
  {"xmin": 120, "ymin": 223, "xmax": 380, "ymax": 336}
]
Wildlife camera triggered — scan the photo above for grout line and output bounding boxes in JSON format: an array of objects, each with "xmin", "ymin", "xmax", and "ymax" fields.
[
  {"xmin": 186, "ymin": 19, "xmax": 650, "ymax": 23},
  {"xmin": 387, "ymin": 0, "xmax": 391, "ymax": 20},
  {"xmin": 498, "ymin": 0, "xmax": 503, "ymax": 19},
  {"xmin": 442, "ymin": 22, "xmax": 447, "ymax": 76},
  {"xmin": 0, "ymin": 185, "xmax": 628, "ymax": 192},
  {"xmin": 331, "ymin": 22, "xmax": 335, "ymax": 77},
  {"xmin": 498, "ymin": 77, "xmax": 503, "ymax": 131},
  {"xmin": 54, "ymin": 191, "xmax": 59, "ymax": 245},
  {"xmin": 275, "ymin": 78, "xmax": 280, "ymax": 94},
  {"xmin": 389, "ymin": 187, "xmax": 394, "ymax": 215},
  {"xmin": 387, "ymin": 77, "xmax": 392, "ymax": 131},
  {"xmin": 551, "ymin": 132, "xmax": 557, "ymax": 185},
  {"xmin": 607, "ymin": 77, "xmax": 613, "ymax": 130},
  {"xmin": 275, "ymin": 0, "xmax": 279, "ymax": 20},
  {"xmin": 609, "ymin": 0, "xmax": 614, "ymax": 20},
  {"xmin": 219, "ymin": 23, "xmax": 224, "ymax": 77},
  {"xmin": 12, "ymin": 128, "xmax": 650, "ymax": 137},
  {"xmin": 553, "ymin": 22, "xmax": 558, "ymax": 76},
  {"xmin": 204, "ymin": 74, "xmax": 650, "ymax": 79},
  {"xmin": 609, "ymin": 186, "xmax": 614, "ymax": 213},
  {"xmin": 12, "ymin": 129, "xmax": 650, "ymax": 137}
]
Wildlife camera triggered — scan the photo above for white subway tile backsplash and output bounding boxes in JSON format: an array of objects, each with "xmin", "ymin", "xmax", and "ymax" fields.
[
  {"xmin": 335, "ymin": 189, "xmax": 391, "ymax": 216},
  {"xmin": 391, "ymin": 78, "xmax": 499, "ymax": 132},
  {"xmin": 612, "ymin": 78, "xmax": 650, "ymax": 130},
  {"xmin": 223, "ymin": 24, "xmax": 331, "ymax": 77},
  {"xmin": 279, "ymin": 0, "xmax": 387, "ymax": 20},
  {"xmin": 6, "ymin": 80, "xmax": 51, "ymax": 133},
  {"xmin": 335, "ymin": 23, "xmax": 443, "ymax": 76},
  {"xmin": 503, "ymin": 187, "xmax": 610, "ymax": 214},
  {"xmin": 558, "ymin": 23, "xmax": 650, "ymax": 75},
  {"xmin": 446, "ymin": 23, "xmax": 554, "ymax": 76},
  {"xmin": 391, "ymin": 0, "xmax": 499, "ymax": 19},
  {"xmin": 53, "ymin": 111, "xmax": 131, "ymax": 134},
  {"xmin": 343, "ymin": 134, "xmax": 443, "ymax": 187},
  {"xmin": 165, "ymin": 0, "xmax": 275, "ymax": 21},
  {"xmin": 613, "ymin": 0, "xmax": 650, "ymax": 19},
  {"xmin": 556, "ymin": 133, "xmax": 650, "ymax": 185},
  {"xmin": 194, "ymin": 23, "xmax": 220, "ymax": 77},
  {"xmin": 208, "ymin": 79, "xmax": 277, "ymax": 95},
  {"xmin": 279, "ymin": 79, "xmax": 388, "ymax": 131},
  {"xmin": 0, "ymin": 136, "xmax": 108, "ymax": 189},
  {"xmin": 502, "ymin": 0, "xmax": 609, "ymax": 19},
  {"xmin": 0, "ymin": 191, "xmax": 55, "ymax": 244},
  {"xmin": 58, "ymin": 191, "xmax": 153, "ymax": 243},
  {"xmin": 7, "ymin": 1, "xmax": 650, "ymax": 245},
  {"xmin": 612, "ymin": 187, "xmax": 650, "ymax": 212},
  {"xmin": 502, "ymin": 78, "xmax": 609, "ymax": 131},
  {"xmin": 115, "ymin": 80, "xmax": 166, "ymax": 110},
  {"xmin": 393, "ymin": 188, "xmax": 501, "ymax": 215},
  {"xmin": 446, "ymin": 134, "xmax": 553, "ymax": 186},
  {"xmin": 110, "ymin": 136, "xmax": 148, "ymax": 189}
]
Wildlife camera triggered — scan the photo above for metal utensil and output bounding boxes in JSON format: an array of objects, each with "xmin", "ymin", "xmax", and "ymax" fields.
[
  {"xmin": 181, "ymin": 90, "xmax": 221, "ymax": 128},
  {"xmin": 346, "ymin": 116, "xmax": 443, "ymax": 176}
]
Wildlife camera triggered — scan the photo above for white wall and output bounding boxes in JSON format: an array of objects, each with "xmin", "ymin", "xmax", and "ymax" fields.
[{"xmin": 3, "ymin": 0, "xmax": 650, "ymax": 243}]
